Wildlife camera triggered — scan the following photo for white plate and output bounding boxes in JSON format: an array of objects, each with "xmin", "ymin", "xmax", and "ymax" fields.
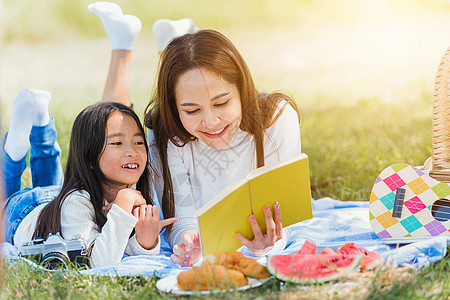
[{"xmin": 156, "ymin": 274, "xmax": 270, "ymax": 295}]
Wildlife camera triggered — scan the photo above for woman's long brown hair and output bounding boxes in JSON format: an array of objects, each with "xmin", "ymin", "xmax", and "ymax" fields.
[
  {"xmin": 34, "ymin": 102, "xmax": 153, "ymax": 240},
  {"xmin": 144, "ymin": 30, "xmax": 299, "ymax": 232}
]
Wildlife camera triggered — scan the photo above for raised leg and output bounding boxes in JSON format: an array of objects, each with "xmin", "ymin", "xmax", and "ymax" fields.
[
  {"xmin": 102, "ymin": 50, "xmax": 132, "ymax": 105},
  {"xmin": 29, "ymin": 116, "xmax": 63, "ymax": 189},
  {"xmin": 88, "ymin": 2, "xmax": 141, "ymax": 107},
  {"xmin": 1, "ymin": 136, "xmax": 27, "ymax": 199},
  {"xmin": 2, "ymin": 88, "xmax": 40, "ymax": 197}
]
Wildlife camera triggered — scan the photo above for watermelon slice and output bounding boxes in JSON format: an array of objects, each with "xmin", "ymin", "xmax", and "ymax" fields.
[
  {"xmin": 319, "ymin": 247, "xmax": 336, "ymax": 255},
  {"xmin": 337, "ymin": 242, "xmax": 383, "ymax": 271},
  {"xmin": 298, "ymin": 240, "xmax": 317, "ymax": 254},
  {"xmin": 267, "ymin": 254, "xmax": 362, "ymax": 284}
]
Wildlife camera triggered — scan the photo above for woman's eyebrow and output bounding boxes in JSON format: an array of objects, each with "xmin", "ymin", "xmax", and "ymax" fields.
[
  {"xmin": 180, "ymin": 102, "xmax": 198, "ymax": 107},
  {"xmin": 211, "ymin": 92, "xmax": 229, "ymax": 101},
  {"xmin": 179, "ymin": 92, "xmax": 230, "ymax": 106}
]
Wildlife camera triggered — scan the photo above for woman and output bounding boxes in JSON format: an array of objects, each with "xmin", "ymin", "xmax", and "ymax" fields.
[{"xmin": 145, "ymin": 30, "xmax": 301, "ymax": 266}]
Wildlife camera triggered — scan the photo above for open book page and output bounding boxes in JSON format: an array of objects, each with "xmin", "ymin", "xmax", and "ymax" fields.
[
  {"xmin": 248, "ymin": 153, "xmax": 313, "ymax": 234},
  {"xmin": 195, "ymin": 179, "xmax": 247, "ymax": 216},
  {"xmin": 196, "ymin": 181, "xmax": 252, "ymax": 256}
]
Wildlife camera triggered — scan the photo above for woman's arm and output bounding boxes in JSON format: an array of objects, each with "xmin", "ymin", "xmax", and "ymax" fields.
[
  {"xmin": 163, "ymin": 142, "xmax": 199, "ymax": 247},
  {"xmin": 148, "ymin": 129, "xmax": 199, "ymax": 247},
  {"xmin": 152, "ymin": 140, "xmax": 202, "ymax": 266}
]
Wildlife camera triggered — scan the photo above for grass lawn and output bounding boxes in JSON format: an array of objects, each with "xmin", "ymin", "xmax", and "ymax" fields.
[{"xmin": 1, "ymin": 0, "xmax": 449, "ymax": 298}]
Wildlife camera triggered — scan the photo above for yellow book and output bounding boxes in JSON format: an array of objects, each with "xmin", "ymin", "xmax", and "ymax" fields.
[{"xmin": 195, "ymin": 153, "xmax": 313, "ymax": 256}]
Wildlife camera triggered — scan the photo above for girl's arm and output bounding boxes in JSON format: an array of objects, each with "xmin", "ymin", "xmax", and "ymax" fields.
[
  {"xmin": 60, "ymin": 191, "xmax": 137, "ymax": 268},
  {"xmin": 125, "ymin": 204, "xmax": 177, "ymax": 255},
  {"xmin": 100, "ymin": 189, "xmax": 176, "ymax": 257},
  {"xmin": 61, "ymin": 189, "xmax": 169, "ymax": 268}
]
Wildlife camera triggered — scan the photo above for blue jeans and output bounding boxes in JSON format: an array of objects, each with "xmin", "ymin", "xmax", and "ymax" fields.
[{"xmin": 2, "ymin": 117, "xmax": 63, "ymax": 244}]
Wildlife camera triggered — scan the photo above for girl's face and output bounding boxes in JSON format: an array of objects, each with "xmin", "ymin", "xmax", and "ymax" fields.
[
  {"xmin": 175, "ymin": 68, "xmax": 242, "ymax": 150},
  {"xmin": 99, "ymin": 112, "xmax": 147, "ymax": 196}
]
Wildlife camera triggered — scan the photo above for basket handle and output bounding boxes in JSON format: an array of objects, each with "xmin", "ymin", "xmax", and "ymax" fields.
[{"xmin": 430, "ymin": 47, "xmax": 450, "ymax": 183}]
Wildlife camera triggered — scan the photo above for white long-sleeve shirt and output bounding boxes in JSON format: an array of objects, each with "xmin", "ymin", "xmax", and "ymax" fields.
[
  {"xmin": 14, "ymin": 190, "xmax": 160, "ymax": 268},
  {"xmin": 150, "ymin": 100, "xmax": 301, "ymax": 251}
]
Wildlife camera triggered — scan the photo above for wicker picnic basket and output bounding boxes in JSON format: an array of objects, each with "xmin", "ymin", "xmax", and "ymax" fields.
[{"xmin": 430, "ymin": 47, "xmax": 450, "ymax": 183}]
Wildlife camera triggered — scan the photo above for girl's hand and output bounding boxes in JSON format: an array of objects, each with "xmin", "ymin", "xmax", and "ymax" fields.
[
  {"xmin": 133, "ymin": 205, "xmax": 178, "ymax": 250},
  {"xmin": 235, "ymin": 202, "xmax": 283, "ymax": 254},
  {"xmin": 107, "ymin": 188, "xmax": 146, "ymax": 214},
  {"xmin": 171, "ymin": 230, "xmax": 201, "ymax": 267}
]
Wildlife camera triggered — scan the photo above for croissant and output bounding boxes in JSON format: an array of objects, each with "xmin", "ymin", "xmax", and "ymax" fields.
[
  {"xmin": 177, "ymin": 260, "xmax": 248, "ymax": 291},
  {"xmin": 205, "ymin": 252, "xmax": 270, "ymax": 279}
]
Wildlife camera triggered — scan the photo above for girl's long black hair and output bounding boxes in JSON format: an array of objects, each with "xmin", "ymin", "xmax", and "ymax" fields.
[{"xmin": 34, "ymin": 102, "xmax": 153, "ymax": 240}]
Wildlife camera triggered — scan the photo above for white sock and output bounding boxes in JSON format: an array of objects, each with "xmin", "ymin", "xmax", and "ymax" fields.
[
  {"xmin": 32, "ymin": 89, "xmax": 52, "ymax": 126},
  {"xmin": 4, "ymin": 88, "xmax": 38, "ymax": 161},
  {"xmin": 88, "ymin": 2, "xmax": 142, "ymax": 50},
  {"xmin": 152, "ymin": 18, "xmax": 199, "ymax": 52}
]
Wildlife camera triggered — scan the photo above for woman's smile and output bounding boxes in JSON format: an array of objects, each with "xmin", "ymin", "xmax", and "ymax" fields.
[{"xmin": 200, "ymin": 125, "xmax": 228, "ymax": 138}]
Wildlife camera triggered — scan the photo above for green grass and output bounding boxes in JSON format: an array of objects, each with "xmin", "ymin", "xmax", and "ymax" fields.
[
  {"xmin": 363, "ymin": 255, "xmax": 450, "ymax": 299},
  {"xmin": 1, "ymin": 0, "xmax": 449, "ymax": 298},
  {"xmin": 303, "ymin": 96, "xmax": 432, "ymax": 200},
  {"xmin": 2, "ymin": 253, "xmax": 449, "ymax": 299}
]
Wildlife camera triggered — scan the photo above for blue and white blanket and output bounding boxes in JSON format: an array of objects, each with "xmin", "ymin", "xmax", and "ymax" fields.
[{"xmin": 2, "ymin": 198, "xmax": 449, "ymax": 277}]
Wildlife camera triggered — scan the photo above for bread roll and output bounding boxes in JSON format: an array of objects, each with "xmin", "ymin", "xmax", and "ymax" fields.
[
  {"xmin": 177, "ymin": 260, "xmax": 248, "ymax": 291},
  {"xmin": 205, "ymin": 252, "xmax": 270, "ymax": 279}
]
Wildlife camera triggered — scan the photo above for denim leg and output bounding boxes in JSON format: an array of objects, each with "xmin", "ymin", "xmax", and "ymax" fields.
[
  {"xmin": 4, "ymin": 185, "xmax": 60, "ymax": 244},
  {"xmin": 1, "ymin": 133, "xmax": 28, "ymax": 198},
  {"xmin": 29, "ymin": 116, "xmax": 63, "ymax": 188}
]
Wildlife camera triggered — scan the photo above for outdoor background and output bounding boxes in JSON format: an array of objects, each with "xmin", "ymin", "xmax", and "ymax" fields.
[
  {"xmin": 2, "ymin": 1, "xmax": 450, "ymax": 298},
  {"xmin": 1, "ymin": 0, "xmax": 450, "ymax": 200}
]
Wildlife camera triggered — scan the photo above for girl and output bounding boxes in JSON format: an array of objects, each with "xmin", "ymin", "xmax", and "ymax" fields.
[
  {"xmin": 89, "ymin": 4, "xmax": 301, "ymax": 266},
  {"xmin": 2, "ymin": 88, "xmax": 176, "ymax": 268}
]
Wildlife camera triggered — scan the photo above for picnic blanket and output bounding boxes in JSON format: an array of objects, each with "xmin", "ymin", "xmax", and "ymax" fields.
[{"xmin": 2, "ymin": 197, "xmax": 449, "ymax": 277}]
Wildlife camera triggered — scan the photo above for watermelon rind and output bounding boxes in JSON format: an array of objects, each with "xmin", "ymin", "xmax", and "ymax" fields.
[
  {"xmin": 267, "ymin": 254, "xmax": 362, "ymax": 284},
  {"xmin": 361, "ymin": 252, "xmax": 384, "ymax": 271}
]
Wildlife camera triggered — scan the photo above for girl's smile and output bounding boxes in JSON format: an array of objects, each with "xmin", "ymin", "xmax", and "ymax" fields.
[
  {"xmin": 175, "ymin": 68, "xmax": 242, "ymax": 150},
  {"xmin": 121, "ymin": 163, "xmax": 140, "ymax": 170}
]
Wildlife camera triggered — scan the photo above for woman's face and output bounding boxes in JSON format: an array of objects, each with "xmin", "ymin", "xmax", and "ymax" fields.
[{"xmin": 175, "ymin": 68, "xmax": 242, "ymax": 150}]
